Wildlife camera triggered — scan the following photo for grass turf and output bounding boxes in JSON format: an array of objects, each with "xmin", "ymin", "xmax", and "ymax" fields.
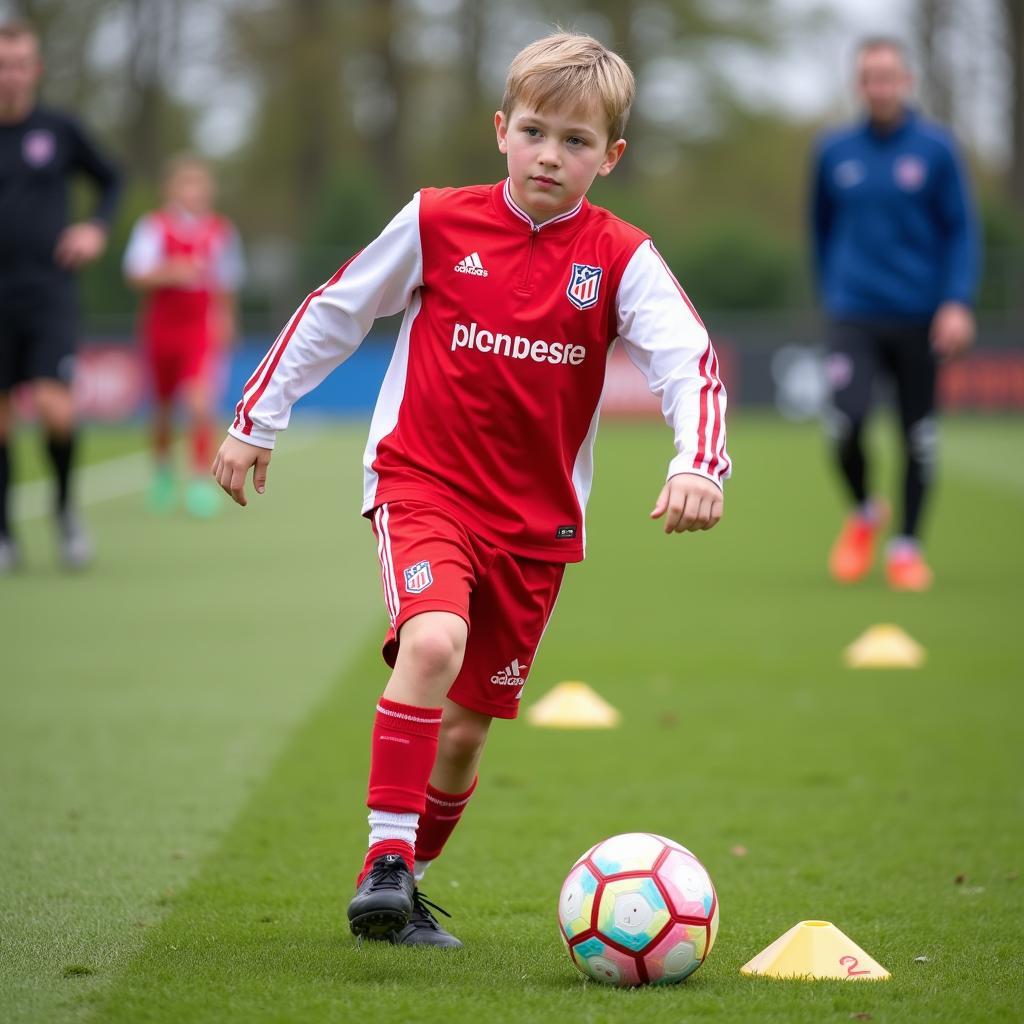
[
  {"xmin": 1, "ymin": 415, "xmax": 1022, "ymax": 1023},
  {"xmin": 10, "ymin": 425, "xmax": 147, "ymax": 483}
]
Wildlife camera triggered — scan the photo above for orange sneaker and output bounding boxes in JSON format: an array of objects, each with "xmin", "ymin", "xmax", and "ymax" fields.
[
  {"xmin": 829, "ymin": 503, "xmax": 887, "ymax": 583},
  {"xmin": 886, "ymin": 548, "xmax": 934, "ymax": 592}
]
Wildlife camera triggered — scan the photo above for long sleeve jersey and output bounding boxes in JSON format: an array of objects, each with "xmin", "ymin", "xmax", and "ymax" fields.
[
  {"xmin": 810, "ymin": 109, "xmax": 979, "ymax": 320},
  {"xmin": 231, "ymin": 180, "xmax": 729, "ymax": 563},
  {"xmin": 0, "ymin": 105, "xmax": 121, "ymax": 287}
]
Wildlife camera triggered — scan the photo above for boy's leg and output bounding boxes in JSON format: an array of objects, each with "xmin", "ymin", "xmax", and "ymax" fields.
[
  {"xmin": 414, "ymin": 701, "xmax": 492, "ymax": 881},
  {"xmin": 363, "ymin": 610, "xmax": 467, "ymax": 872},
  {"xmin": 182, "ymin": 369, "xmax": 219, "ymax": 518},
  {"xmin": 349, "ymin": 611, "xmax": 466, "ymax": 938},
  {"xmin": 412, "ymin": 548, "xmax": 562, "ymax": 876},
  {"xmin": 152, "ymin": 397, "xmax": 174, "ymax": 464},
  {"xmin": 148, "ymin": 396, "xmax": 176, "ymax": 512},
  {"xmin": 365, "ymin": 609, "xmax": 468, "ymax": 871},
  {"xmin": 393, "ymin": 706, "xmax": 488, "ymax": 945},
  {"xmin": 145, "ymin": 343, "xmax": 180, "ymax": 512},
  {"xmin": 350, "ymin": 501, "xmax": 479, "ymax": 938}
]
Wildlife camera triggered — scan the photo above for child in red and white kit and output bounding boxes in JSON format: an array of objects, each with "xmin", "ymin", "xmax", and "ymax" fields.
[
  {"xmin": 213, "ymin": 32, "xmax": 729, "ymax": 948},
  {"xmin": 125, "ymin": 154, "xmax": 245, "ymax": 518}
]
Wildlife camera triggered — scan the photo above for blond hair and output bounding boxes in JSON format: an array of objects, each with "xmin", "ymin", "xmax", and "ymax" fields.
[
  {"xmin": 163, "ymin": 151, "xmax": 212, "ymax": 182},
  {"xmin": 502, "ymin": 32, "xmax": 635, "ymax": 143}
]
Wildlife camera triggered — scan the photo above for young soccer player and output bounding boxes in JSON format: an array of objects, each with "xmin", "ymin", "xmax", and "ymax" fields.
[
  {"xmin": 124, "ymin": 154, "xmax": 245, "ymax": 518},
  {"xmin": 214, "ymin": 32, "xmax": 729, "ymax": 948}
]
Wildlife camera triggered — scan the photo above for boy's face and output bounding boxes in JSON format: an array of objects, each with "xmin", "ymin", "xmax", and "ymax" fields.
[
  {"xmin": 166, "ymin": 164, "xmax": 214, "ymax": 215},
  {"xmin": 495, "ymin": 100, "xmax": 625, "ymax": 224}
]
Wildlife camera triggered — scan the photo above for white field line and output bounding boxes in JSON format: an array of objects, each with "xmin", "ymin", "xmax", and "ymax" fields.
[
  {"xmin": 11, "ymin": 427, "xmax": 330, "ymax": 522},
  {"xmin": 12, "ymin": 451, "xmax": 150, "ymax": 522}
]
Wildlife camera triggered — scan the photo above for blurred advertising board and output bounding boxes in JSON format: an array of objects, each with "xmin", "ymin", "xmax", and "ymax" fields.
[{"xmin": 16, "ymin": 331, "xmax": 1020, "ymax": 423}]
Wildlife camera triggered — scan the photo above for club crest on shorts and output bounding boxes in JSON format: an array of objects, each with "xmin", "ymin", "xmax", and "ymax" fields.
[
  {"xmin": 403, "ymin": 559, "xmax": 433, "ymax": 594},
  {"xmin": 566, "ymin": 263, "xmax": 603, "ymax": 310},
  {"xmin": 22, "ymin": 129, "xmax": 56, "ymax": 168}
]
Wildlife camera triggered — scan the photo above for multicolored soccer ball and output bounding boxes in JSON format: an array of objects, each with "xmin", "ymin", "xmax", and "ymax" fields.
[{"xmin": 558, "ymin": 832, "xmax": 719, "ymax": 987}]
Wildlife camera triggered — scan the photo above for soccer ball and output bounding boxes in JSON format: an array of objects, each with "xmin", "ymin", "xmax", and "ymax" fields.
[{"xmin": 557, "ymin": 832, "xmax": 719, "ymax": 987}]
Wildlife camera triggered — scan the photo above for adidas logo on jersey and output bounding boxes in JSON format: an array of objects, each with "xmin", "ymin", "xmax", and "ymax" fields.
[
  {"xmin": 491, "ymin": 659, "xmax": 528, "ymax": 686},
  {"xmin": 454, "ymin": 251, "xmax": 488, "ymax": 277}
]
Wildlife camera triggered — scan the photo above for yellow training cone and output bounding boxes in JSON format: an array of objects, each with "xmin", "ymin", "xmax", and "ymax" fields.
[
  {"xmin": 526, "ymin": 681, "xmax": 620, "ymax": 729},
  {"xmin": 740, "ymin": 920, "xmax": 890, "ymax": 981},
  {"xmin": 844, "ymin": 624, "xmax": 925, "ymax": 668}
]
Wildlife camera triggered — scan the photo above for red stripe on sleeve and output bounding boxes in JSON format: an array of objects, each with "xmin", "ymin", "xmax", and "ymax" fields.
[
  {"xmin": 649, "ymin": 242, "xmax": 706, "ymax": 330},
  {"xmin": 236, "ymin": 252, "xmax": 361, "ymax": 436},
  {"xmin": 692, "ymin": 342, "xmax": 714, "ymax": 473},
  {"xmin": 704, "ymin": 350, "xmax": 725, "ymax": 479},
  {"xmin": 234, "ymin": 332, "xmax": 284, "ymax": 429}
]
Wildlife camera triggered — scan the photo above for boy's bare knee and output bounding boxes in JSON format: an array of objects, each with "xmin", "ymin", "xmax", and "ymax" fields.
[{"xmin": 399, "ymin": 616, "xmax": 466, "ymax": 681}]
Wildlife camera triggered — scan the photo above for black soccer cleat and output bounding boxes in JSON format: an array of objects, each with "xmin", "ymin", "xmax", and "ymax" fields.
[
  {"xmin": 389, "ymin": 890, "xmax": 463, "ymax": 949},
  {"xmin": 347, "ymin": 854, "xmax": 415, "ymax": 939}
]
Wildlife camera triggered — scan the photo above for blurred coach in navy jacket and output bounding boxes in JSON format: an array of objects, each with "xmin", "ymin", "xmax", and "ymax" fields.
[{"xmin": 810, "ymin": 36, "xmax": 979, "ymax": 593}]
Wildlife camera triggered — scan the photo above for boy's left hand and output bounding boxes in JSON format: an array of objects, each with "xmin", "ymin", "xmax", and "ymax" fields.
[{"xmin": 650, "ymin": 473, "xmax": 723, "ymax": 533}]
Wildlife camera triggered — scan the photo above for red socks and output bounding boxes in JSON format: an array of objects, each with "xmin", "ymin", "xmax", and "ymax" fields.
[
  {"xmin": 362, "ymin": 698, "xmax": 442, "ymax": 881},
  {"xmin": 190, "ymin": 420, "xmax": 213, "ymax": 474},
  {"xmin": 416, "ymin": 777, "xmax": 478, "ymax": 862},
  {"xmin": 153, "ymin": 420, "xmax": 172, "ymax": 463}
]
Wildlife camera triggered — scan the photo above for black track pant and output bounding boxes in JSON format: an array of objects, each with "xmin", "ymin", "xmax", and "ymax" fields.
[{"xmin": 824, "ymin": 319, "xmax": 938, "ymax": 539}]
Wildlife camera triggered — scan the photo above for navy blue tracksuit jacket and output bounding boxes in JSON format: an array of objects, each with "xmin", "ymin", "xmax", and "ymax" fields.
[{"xmin": 810, "ymin": 108, "xmax": 979, "ymax": 321}]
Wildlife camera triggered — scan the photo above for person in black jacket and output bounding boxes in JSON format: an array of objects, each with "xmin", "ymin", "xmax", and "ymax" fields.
[{"xmin": 0, "ymin": 19, "xmax": 121, "ymax": 572}]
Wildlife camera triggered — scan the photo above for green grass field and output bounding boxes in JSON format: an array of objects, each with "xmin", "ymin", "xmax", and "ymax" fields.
[{"xmin": 2, "ymin": 415, "xmax": 1022, "ymax": 1023}]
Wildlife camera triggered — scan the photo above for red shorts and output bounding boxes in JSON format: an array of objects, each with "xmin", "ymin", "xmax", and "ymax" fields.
[
  {"xmin": 371, "ymin": 501, "xmax": 565, "ymax": 720},
  {"xmin": 145, "ymin": 337, "xmax": 217, "ymax": 401}
]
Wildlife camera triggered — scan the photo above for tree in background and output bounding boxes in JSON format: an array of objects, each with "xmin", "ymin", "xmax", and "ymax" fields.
[{"xmin": 1, "ymin": 0, "xmax": 1019, "ymax": 323}]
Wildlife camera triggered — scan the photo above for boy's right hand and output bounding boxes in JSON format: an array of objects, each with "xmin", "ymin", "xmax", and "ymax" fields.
[{"xmin": 212, "ymin": 436, "xmax": 271, "ymax": 507}]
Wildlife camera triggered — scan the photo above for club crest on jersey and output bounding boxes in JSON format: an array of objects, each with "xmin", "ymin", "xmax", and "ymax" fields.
[
  {"xmin": 403, "ymin": 560, "xmax": 433, "ymax": 594},
  {"xmin": 22, "ymin": 129, "xmax": 55, "ymax": 168},
  {"xmin": 566, "ymin": 263, "xmax": 603, "ymax": 310},
  {"xmin": 894, "ymin": 155, "xmax": 927, "ymax": 191}
]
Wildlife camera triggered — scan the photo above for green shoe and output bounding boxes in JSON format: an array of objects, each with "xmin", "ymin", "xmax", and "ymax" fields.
[
  {"xmin": 147, "ymin": 466, "xmax": 176, "ymax": 513},
  {"xmin": 185, "ymin": 478, "xmax": 220, "ymax": 519}
]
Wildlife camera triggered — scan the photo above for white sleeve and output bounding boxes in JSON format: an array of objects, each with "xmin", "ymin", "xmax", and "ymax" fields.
[
  {"xmin": 122, "ymin": 216, "xmax": 165, "ymax": 278},
  {"xmin": 615, "ymin": 240, "xmax": 730, "ymax": 489},
  {"xmin": 213, "ymin": 224, "xmax": 246, "ymax": 292},
  {"xmin": 230, "ymin": 193, "xmax": 423, "ymax": 448}
]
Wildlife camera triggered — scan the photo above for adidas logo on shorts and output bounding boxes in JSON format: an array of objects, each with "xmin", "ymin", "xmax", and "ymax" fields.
[
  {"xmin": 454, "ymin": 251, "xmax": 488, "ymax": 277},
  {"xmin": 491, "ymin": 658, "xmax": 528, "ymax": 686}
]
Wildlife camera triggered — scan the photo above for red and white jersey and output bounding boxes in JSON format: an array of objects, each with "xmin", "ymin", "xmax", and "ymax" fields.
[
  {"xmin": 124, "ymin": 208, "xmax": 245, "ymax": 350},
  {"xmin": 231, "ymin": 180, "xmax": 729, "ymax": 563},
  {"xmin": 123, "ymin": 208, "xmax": 245, "ymax": 294}
]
